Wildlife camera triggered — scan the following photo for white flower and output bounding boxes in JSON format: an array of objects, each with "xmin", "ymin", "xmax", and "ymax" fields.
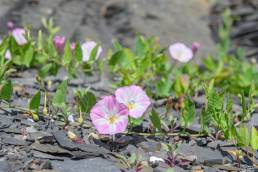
[
  {"xmin": 169, "ymin": 43, "xmax": 193, "ymax": 63},
  {"xmin": 12, "ymin": 28, "xmax": 27, "ymax": 45},
  {"xmin": 81, "ymin": 41, "xmax": 103, "ymax": 61}
]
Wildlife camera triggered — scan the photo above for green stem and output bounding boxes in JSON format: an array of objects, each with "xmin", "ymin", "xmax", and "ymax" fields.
[{"xmin": 124, "ymin": 131, "xmax": 207, "ymax": 137}]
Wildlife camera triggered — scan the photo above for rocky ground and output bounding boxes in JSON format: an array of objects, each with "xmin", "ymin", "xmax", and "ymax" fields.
[{"xmin": 210, "ymin": 0, "xmax": 258, "ymax": 59}]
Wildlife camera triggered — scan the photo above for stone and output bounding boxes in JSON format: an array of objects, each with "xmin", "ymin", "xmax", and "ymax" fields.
[
  {"xmin": 0, "ymin": 161, "xmax": 11, "ymax": 172},
  {"xmin": 51, "ymin": 157, "xmax": 120, "ymax": 172},
  {"xmin": 0, "ymin": 115, "xmax": 13, "ymax": 129},
  {"xmin": 177, "ymin": 143, "xmax": 226, "ymax": 163},
  {"xmin": 31, "ymin": 143, "xmax": 73, "ymax": 156},
  {"xmin": 1, "ymin": 136, "xmax": 26, "ymax": 146},
  {"xmin": 248, "ymin": 113, "xmax": 258, "ymax": 126},
  {"xmin": 53, "ymin": 130, "xmax": 108, "ymax": 156},
  {"xmin": 31, "ymin": 150, "xmax": 65, "ymax": 161}
]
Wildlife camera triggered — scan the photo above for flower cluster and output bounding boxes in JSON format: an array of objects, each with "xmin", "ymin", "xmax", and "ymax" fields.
[
  {"xmin": 53, "ymin": 35, "xmax": 103, "ymax": 61},
  {"xmin": 90, "ymin": 85, "xmax": 151, "ymax": 135}
]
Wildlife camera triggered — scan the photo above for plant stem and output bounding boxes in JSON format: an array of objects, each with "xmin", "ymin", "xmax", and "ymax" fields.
[{"xmin": 124, "ymin": 131, "xmax": 207, "ymax": 137}]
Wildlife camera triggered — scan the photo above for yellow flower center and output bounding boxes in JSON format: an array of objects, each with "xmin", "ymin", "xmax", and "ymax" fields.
[
  {"xmin": 108, "ymin": 115, "xmax": 117, "ymax": 124},
  {"xmin": 175, "ymin": 51, "xmax": 182, "ymax": 58},
  {"xmin": 127, "ymin": 103, "xmax": 135, "ymax": 110}
]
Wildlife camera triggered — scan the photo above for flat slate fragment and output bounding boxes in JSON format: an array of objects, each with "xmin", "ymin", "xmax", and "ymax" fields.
[
  {"xmin": 53, "ymin": 130, "xmax": 109, "ymax": 156},
  {"xmin": 31, "ymin": 150, "xmax": 66, "ymax": 161},
  {"xmin": 0, "ymin": 161, "xmax": 11, "ymax": 172},
  {"xmin": 51, "ymin": 157, "xmax": 120, "ymax": 172},
  {"xmin": 31, "ymin": 143, "xmax": 73, "ymax": 156},
  {"xmin": 1, "ymin": 136, "xmax": 26, "ymax": 146}
]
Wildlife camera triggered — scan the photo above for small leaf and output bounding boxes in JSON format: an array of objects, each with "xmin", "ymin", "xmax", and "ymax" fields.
[
  {"xmin": 29, "ymin": 91, "xmax": 41, "ymax": 113},
  {"xmin": 74, "ymin": 42, "xmax": 82, "ymax": 62},
  {"xmin": 24, "ymin": 45, "xmax": 34, "ymax": 67},
  {"xmin": 63, "ymin": 41, "xmax": 71, "ymax": 65},
  {"xmin": 251, "ymin": 127, "xmax": 258, "ymax": 151},
  {"xmin": 129, "ymin": 116, "xmax": 144, "ymax": 127},
  {"xmin": 38, "ymin": 63, "xmax": 52, "ymax": 79},
  {"xmin": 89, "ymin": 45, "xmax": 99, "ymax": 61},
  {"xmin": 237, "ymin": 127, "xmax": 250, "ymax": 147},
  {"xmin": 74, "ymin": 90, "xmax": 96, "ymax": 113},
  {"xmin": 0, "ymin": 81, "xmax": 12, "ymax": 101},
  {"xmin": 150, "ymin": 109, "xmax": 161, "ymax": 131},
  {"xmin": 52, "ymin": 80, "xmax": 68, "ymax": 107}
]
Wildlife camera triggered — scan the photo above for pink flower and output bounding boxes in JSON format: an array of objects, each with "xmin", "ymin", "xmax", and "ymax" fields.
[
  {"xmin": 90, "ymin": 96, "xmax": 129, "ymax": 135},
  {"xmin": 7, "ymin": 21, "xmax": 14, "ymax": 33},
  {"xmin": 81, "ymin": 41, "xmax": 103, "ymax": 61},
  {"xmin": 191, "ymin": 42, "xmax": 200, "ymax": 55},
  {"xmin": 169, "ymin": 43, "xmax": 193, "ymax": 63},
  {"xmin": 5, "ymin": 50, "xmax": 11, "ymax": 60},
  {"xmin": 115, "ymin": 85, "xmax": 151, "ymax": 118},
  {"xmin": 70, "ymin": 42, "xmax": 76, "ymax": 51},
  {"xmin": 12, "ymin": 28, "xmax": 27, "ymax": 45},
  {"xmin": 54, "ymin": 35, "xmax": 66, "ymax": 53}
]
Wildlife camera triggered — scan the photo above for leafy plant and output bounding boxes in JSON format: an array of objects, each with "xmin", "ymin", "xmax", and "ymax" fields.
[
  {"xmin": 74, "ymin": 89, "xmax": 96, "ymax": 124},
  {"xmin": 180, "ymin": 96, "xmax": 195, "ymax": 130},
  {"xmin": 201, "ymin": 80, "xmax": 237, "ymax": 141}
]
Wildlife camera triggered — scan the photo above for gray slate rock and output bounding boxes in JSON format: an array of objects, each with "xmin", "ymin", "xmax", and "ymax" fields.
[
  {"xmin": 51, "ymin": 157, "xmax": 120, "ymax": 172},
  {"xmin": 1, "ymin": 136, "xmax": 26, "ymax": 146},
  {"xmin": 0, "ymin": 161, "xmax": 11, "ymax": 172}
]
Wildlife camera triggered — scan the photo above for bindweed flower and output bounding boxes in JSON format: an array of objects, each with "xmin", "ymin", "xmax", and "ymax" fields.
[
  {"xmin": 54, "ymin": 35, "xmax": 66, "ymax": 54},
  {"xmin": 70, "ymin": 42, "xmax": 76, "ymax": 51},
  {"xmin": 169, "ymin": 43, "xmax": 193, "ymax": 63},
  {"xmin": 191, "ymin": 42, "xmax": 200, "ymax": 55},
  {"xmin": 115, "ymin": 85, "xmax": 151, "ymax": 118},
  {"xmin": 81, "ymin": 41, "xmax": 103, "ymax": 61},
  {"xmin": 12, "ymin": 28, "xmax": 27, "ymax": 45},
  {"xmin": 90, "ymin": 96, "xmax": 129, "ymax": 135},
  {"xmin": 5, "ymin": 50, "xmax": 11, "ymax": 60},
  {"xmin": 7, "ymin": 21, "xmax": 14, "ymax": 33}
]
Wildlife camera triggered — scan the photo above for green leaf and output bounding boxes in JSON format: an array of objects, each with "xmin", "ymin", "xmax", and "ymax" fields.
[
  {"xmin": 52, "ymin": 80, "xmax": 68, "ymax": 107},
  {"xmin": 129, "ymin": 116, "xmax": 144, "ymax": 127},
  {"xmin": 113, "ymin": 40, "xmax": 123, "ymax": 51},
  {"xmin": 63, "ymin": 41, "xmax": 71, "ymax": 65},
  {"xmin": 135, "ymin": 35, "xmax": 146, "ymax": 56},
  {"xmin": 38, "ymin": 63, "xmax": 53, "ymax": 79},
  {"xmin": 89, "ymin": 44, "xmax": 99, "ymax": 61},
  {"xmin": 74, "ymin": 42, "xmax": 82, "ymax": 62},
  {"xmin": 0, "ymin": 81, "xmax": 12, "ymax": 101},
  {"xmin": 109, "ymin": 49, "xmax": 135, "ymax": 69},
  {"xmin": 156, "ymin": 78, "xmax": 172, "ymax": 97},
  {"xmin": 237, "ymin": 127, "xmax": 250, "ymax": 147},
  {"xmin": 29, "ymin": 91, "xmax": 41, "ymax": 113},
  {"xmin": 251, "ymin": 127, "xmax": 258, "ymax": 151},
  {"xmin": 74, "ymin": 89, "xmax": 96, "ymax": 113},
  {"xmin": 150, "ymin": 109, "xmax": 161, "ymax": 131},
  {"xmin": 24, "ymin": 45, "xmax": 34, "ymax": 67},
  {"xmin": 180, "ymin": 97, "xmax": 195, "ymax": 129}
]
